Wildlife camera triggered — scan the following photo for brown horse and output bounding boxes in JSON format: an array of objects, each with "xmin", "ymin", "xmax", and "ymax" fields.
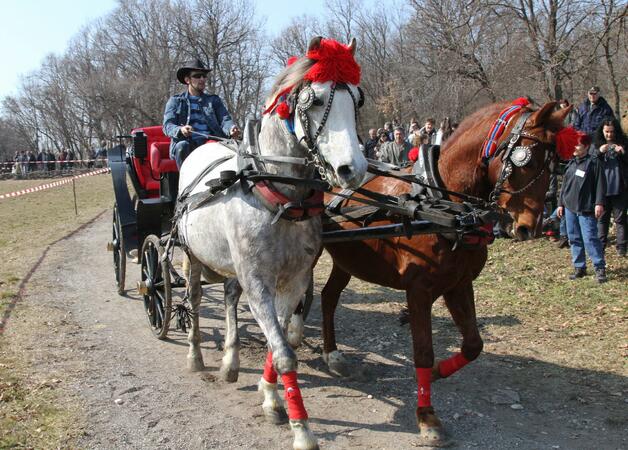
[{"xmin": 316, "ymin": 101, "xmax": 573, "ymax": 446}]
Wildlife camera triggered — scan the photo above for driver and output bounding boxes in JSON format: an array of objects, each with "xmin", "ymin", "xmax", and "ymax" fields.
[{"xmin": 163, "ymin": 59, "xmax": 240, "ymax": 168}]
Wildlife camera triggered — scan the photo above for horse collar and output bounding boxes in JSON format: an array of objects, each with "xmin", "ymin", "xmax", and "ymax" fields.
[{"xmin": 252, "ymin": 180, "xmax": 324, "ymax": 223}]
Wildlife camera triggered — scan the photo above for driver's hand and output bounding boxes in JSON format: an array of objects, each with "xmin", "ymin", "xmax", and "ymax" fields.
[
  {"xmin": 180, "ymin": 125, "xmax": 193, "ymax": 138},
  {"xmin": 230, "ymin": 126, "xmax": 241, "ymax": 139}
]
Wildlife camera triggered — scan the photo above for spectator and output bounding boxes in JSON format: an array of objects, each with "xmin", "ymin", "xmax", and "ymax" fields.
[
  {"xmin": 67, "ymin": 149, "xmax": 76, "ymax": 169},
  {"xmin": 383, "ymin": 122, "xmax": 394, "ymax": 141},
  {"xmin": 163, "ymin": 59, "xmax": 239, "ymax": 169},
  {"xmin": 378, "ymin": 126, "xmax": 412, "ymax": 166},
  {"xmin": 59, "ymin": 149, "xmax": 68, "ymax": 170},
  {"xmin": 419, "ymin": 118, "xmax": 437, "ymax": 145},
  {"xmin": 47, "ymin": 150, "xmax": 56, "ymax": 171},
  {"xmin": 593, "ymin": 118, "xmax": 627, "ymax": 257},
  {"xmin": 557, "ymin": 135, "xmax": 607, "ymax": 283},
  {"xmin": 37, "ymin": 150, "xmax": 47, "ymax": 171},
  {"xmin": 19, "ymin": 151, "xmax": 28, "ymax": 174},
  {"xmin": 364, "ymin": 128, "xmax": 379, "ymax": 159},
  {"xmin": 557, "ymin": 99, "xmax": 578, "ymax": 127},
  {"xmin": 27, "ymin": 151, "xmax": 36, "ymax": 172},
  {"xmin": 573, "ymin": 86, "xmax": 614, "ymax": 136},
  {"xmin": 435, "ymin": 117, "xmax": 454, "ymax": 145}
]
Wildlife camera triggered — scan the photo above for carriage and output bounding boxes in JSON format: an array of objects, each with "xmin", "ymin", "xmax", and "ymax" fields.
[{"xmin": 107, "ymin": 125, "xmax": 188, "ymax": 338}]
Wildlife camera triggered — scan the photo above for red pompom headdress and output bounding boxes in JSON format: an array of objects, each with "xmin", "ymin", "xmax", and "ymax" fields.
[
  {"xmin": 263, "ymin": 39, "xmax": 361, "ymax": 117},
  {"xmin": 304, "ymin": 39, "xmax": 361, "ymax": 85}
]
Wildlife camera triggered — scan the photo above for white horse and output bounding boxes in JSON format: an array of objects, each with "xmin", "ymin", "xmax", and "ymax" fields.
[{"xmin": 176, "ymin": 37, "xmax": 367, "ymax": 450}]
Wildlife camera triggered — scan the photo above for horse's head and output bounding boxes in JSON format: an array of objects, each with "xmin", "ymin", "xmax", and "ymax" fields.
[
  {"xmin": 263, "ymin": 37, "xmax": 367, "ymax": 189},
  {"xmin": 487, "ymin": 101, "xmax": 574, "ymax": 240}
]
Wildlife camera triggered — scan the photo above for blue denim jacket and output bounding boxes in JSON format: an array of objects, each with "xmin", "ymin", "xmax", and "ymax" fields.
[{"xmin": 163, "ymin": 91, "xmax": 235, "ymax": 154}]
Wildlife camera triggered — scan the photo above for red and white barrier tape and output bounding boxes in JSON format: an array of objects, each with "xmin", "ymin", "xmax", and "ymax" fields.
[
  {"xmin": 1, "ymin": 158, "xmax": 105, "ymax": 166},
  {"xmin": 0, "ymin": 168, "xmax": 110, "ymax": 200}
]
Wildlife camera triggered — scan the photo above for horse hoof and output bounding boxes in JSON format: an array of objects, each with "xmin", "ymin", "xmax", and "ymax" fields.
[
  {"xmin": 416, "ymin": 407, "xmax": 452, "ymax": 447},
  {"xmin": 290, "ymin": 419, "xmax": 318, "ymax": 450},
  {"xmin": 262, "ymin": 405, "xmax": 288, "ymax": 425},
  {"xmin": 323, "ymin": 351, "xmax": 351, "ymax": 377},
  {"xmin": 219, "ymin": 366, "xmax": 239, "ymax": 383},
  {"xmin": 187, "ymin": 356, "xmax": 205, "ymax": 372}
]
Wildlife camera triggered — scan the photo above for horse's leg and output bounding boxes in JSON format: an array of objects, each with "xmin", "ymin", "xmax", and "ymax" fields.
[
  {"xmin": 219, "ymin": 278, "xmax": 243, "ymax": 382},
  {"xmin": 186, "ymin": 253, "xmax": 204, "ymax": 371},
  {"xmin": 244, "ymin": 275, "xmax": 317, "ymax": 450},
  {"xmin": 258, "ymin": 350, "xmax": 288, "ymax": 424},
  {"xmin": 321, "ymin": 263, "xmax": 352, "ymax": 376},
  {"xmin": 434, "ymin": 281, "xmax": 482, "ymax": 381},
  {"xmin": 287, "ymin": 301, "xmax": 305, "ymax": 349},
  {"xmin": 406, "ymin": 283, "xmax": 448, "ymax": 446}
]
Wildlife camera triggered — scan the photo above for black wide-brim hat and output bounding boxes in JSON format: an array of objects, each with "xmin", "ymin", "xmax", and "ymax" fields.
[{"xmin": 176, "ymin": 59, "xmax": 211, "ymax": 84}]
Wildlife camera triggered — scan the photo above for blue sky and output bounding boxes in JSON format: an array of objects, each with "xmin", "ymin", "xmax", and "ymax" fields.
[{"xmin": 0, "ymin": 0, "xmax": 328, "ymax": 99}]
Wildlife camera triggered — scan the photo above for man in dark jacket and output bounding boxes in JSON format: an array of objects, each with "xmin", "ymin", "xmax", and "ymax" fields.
[
  {"xmin": 364, "ymin": 128, "xmax": 379, "ymax": 159},
  {"xmin": 573, "ymin": 86, "xmax": 615, "ymax": 136},
  {"xmin": 163, "ymin": 59, "xmax": 239, "ymax": 169},
  {"xmin": 558, "ymin": 135, "xmax": 607, "ymax": 282}
]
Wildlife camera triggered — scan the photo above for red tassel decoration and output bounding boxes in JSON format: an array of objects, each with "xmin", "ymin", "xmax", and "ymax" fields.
[
  {"xmin": 286, "ymin": 56, "xmax": 298, "ymax": 66},
  {"xmin": 555, "ymin": 127, "xmax": 587, "ymax": 160},
  {"xmin": 276, "ymin": 101, "xmax": 291, "ymax": 120},
  {"xmin": 408, "ymin": 147, "xmax": 419, "ymax": 162}
]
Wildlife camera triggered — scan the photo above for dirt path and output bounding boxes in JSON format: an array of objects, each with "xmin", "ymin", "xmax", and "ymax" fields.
[{"xmin": 5, "ymin": 215, "xmax": 627, "ymax": 449}]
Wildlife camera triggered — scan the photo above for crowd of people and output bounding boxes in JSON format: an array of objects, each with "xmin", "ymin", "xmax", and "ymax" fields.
[
  {"xmin": 362, "ymin": 117, "xmax": 458, "ymax": 163},
  {"xmin": 542, "ymin": 87, "xmax": 626, "ymax": 283},
  {"xmin": 2, "ymin": 143, "xmax": 109, "ymax": 175}
]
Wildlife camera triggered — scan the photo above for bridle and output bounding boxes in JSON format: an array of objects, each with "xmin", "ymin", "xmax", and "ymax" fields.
[
  {"xmin": 291, "ymin": 81, "xmax": 363, "ymax": 184},
  {"xmin": 488, "ymin": 112, "xmax": 557, "ymax": 204}
]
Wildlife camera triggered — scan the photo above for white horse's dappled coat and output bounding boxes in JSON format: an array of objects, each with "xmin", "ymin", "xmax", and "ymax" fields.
[{"xmin": 176, "ymin": 46, "xmax": 367, "ymax": 448}]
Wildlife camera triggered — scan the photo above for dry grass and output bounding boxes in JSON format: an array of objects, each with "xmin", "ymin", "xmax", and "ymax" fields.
[{"xmin": 0, "ymin": 173, "xmax": 113, "ymax": 448}]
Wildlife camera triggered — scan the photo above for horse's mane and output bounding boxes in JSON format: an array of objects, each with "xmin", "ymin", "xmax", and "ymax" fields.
[
  {"xmin": 443, "ymin": 102, "xmax": 510, "ymax": 152},
  {"xmin": 265, "ymin": 58, "xmax": 316, "ymax": 108}
]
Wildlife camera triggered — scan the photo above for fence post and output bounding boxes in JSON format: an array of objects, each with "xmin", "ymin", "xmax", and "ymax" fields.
[{"xmin": 72, "ymin": 178, "xmax": 78, "ymax": 216}]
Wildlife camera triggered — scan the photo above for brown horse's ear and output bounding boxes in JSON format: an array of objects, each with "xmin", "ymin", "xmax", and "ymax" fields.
[
  {"xmin": 348, "ymin": 37, "xmax": 357, "ymax": 55},
  {"xmin": 308, "ymin": 36, "xmax": 323, "ymax": 52},
  {"xmin": 548, "ymin": 104, "xmax": 573, "ymax": 131},
  {"xmin": 529, "ymin": 101, "xmax": 558, "ymax": 128}
]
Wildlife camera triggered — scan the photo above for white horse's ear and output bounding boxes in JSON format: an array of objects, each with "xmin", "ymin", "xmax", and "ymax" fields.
[
  {"xmin": 308, "ymin": 36, "xmax": 323, "ymax": 52},
  {"xmin": 348, "ymin": 38, "xmax": 356, "ymax": 55}
]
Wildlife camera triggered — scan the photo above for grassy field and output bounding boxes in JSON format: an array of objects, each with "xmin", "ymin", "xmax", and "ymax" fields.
[
  {"xmin": 0, "ymin": 173, "xmax": 113, "ymax": 449},
  {"xmin": 0, "ymin": 173, "xmax": 626, "ymax": 447}
]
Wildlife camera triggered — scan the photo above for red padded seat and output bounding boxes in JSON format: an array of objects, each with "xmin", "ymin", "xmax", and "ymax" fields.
[{"xmin": 130, "ymin": 125, "xmax": 178, "ymax": 198}]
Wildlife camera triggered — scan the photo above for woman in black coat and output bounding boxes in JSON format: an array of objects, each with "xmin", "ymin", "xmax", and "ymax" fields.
[{"xmin": 593, "ymin": 118, "xmax": 627, "ymax": 257}]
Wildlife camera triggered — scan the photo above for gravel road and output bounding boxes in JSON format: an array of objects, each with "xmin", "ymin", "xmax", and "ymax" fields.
[{"xmin": 6, "ymin": 214, "xmax": 626, "ymax": 449}]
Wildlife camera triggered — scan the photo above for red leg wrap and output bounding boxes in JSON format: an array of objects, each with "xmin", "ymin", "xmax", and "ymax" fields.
[
  {"xmin": 416, "ymin": 367, "xmax": 432, "ymax": 408},
  {"xmin": 438, "ymin": 352, "xmax": 470, "ymax": 378},
  {"xmin": 281, "ymin": 371, "xmax": 308, "ymax": 420},
  {"xmin": 262, "ymin": 351, "xmax": 278, "ymax": 384}
]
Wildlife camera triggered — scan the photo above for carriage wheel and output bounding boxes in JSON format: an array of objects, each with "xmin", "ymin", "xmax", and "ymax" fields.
[
  {"xmin": 302, "ymin": 272, "xmax": 314, "ymax": 320},
  {"xmin": 139, "ymin": 235, "xmax": 172, "ymax": 339},
  {"xmin": 111, "ymin": 205, "xmax": 126, "ymax": 295}
]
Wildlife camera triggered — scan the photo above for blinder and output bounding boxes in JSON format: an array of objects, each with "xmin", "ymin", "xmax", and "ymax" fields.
[{"xmin": 489, "ymin": 111, "xmax": 556, "ymax": 202}]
